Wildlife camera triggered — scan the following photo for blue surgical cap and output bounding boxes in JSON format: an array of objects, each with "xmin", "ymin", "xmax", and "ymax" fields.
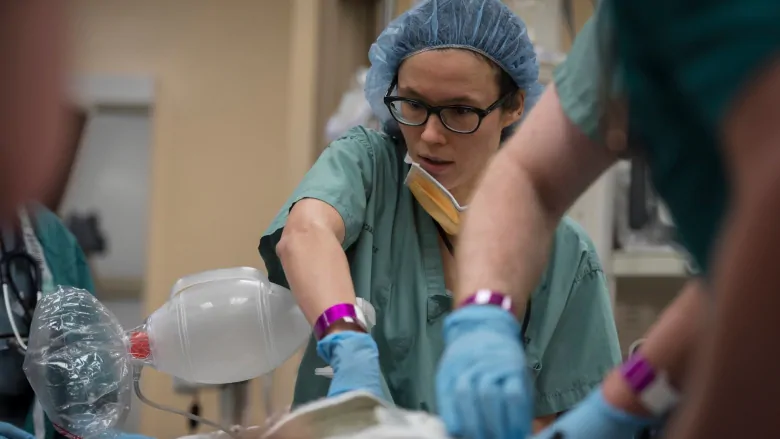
[{"xmin": 365, "ymin": 0, "xmax": 544, "ymax": 136}]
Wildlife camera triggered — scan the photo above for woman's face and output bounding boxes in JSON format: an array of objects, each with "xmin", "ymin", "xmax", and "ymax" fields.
[{"xmin": 397, "ymin": 49, "xmax": 523, "ymax": 204}]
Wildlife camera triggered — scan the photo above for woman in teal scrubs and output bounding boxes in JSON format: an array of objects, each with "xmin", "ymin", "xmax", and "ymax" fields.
[
  {"xmin": 442, "ymin": 0, "xmax": 780, "ymax": 437},
  {"xmin": 258, "ymin": 0, "xmax": 621, "ymax": 433}
]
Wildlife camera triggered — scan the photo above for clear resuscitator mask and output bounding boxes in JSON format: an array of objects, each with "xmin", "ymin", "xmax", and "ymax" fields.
[
  {"xmin": 21, "ymin": 267, "xmax": 350, "ymax": 439},
  {"xmin": 403, "ymin": 153, "xmax": 466, "ymax": 235}
]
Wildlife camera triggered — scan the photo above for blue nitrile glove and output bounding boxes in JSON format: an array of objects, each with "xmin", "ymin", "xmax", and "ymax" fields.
[
  {"xmin": 316, "ymin": 331, "xmax": 384, "ymax": 399},
  {"xmin": 0, "ymin": 422, "xmax": 34, "ymax": 439},
  {"xmin": 532, "ymin": 387, "xmax": 660, "ymax": 439},
  {"xmin": 97, "ymin": 430, "xmax": 156, "ymax": 439},
  {"xmin": 436, "ymin": 305, "xmax": 533, "ymax": 439}
]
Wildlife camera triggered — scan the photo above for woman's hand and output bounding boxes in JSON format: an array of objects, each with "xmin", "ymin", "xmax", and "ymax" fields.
[
  {"xmin": 316, "ymin": 331, "xmax": 384, "ymax": 399},
  {"xmin": 436, "ymin": 306, "xmax": 533, "ymax": 439}
]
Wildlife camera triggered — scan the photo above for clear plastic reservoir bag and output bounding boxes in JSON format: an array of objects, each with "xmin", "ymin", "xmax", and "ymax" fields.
[
  {"xmin": 23, "ymin": 286, "xmax": 133, "ymax": 438},
  {"xmin": 24, "ymin": 277, "xmax": 298, "ymax": 438},
  {"xmin": 23, "ymin": 268, "xmax": 377, "ymax": 438}
]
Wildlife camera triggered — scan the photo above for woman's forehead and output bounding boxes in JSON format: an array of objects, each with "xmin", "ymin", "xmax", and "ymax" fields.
[{"xmin": 397, "ymin": 49, "xmax": 499, "ymax": 106}]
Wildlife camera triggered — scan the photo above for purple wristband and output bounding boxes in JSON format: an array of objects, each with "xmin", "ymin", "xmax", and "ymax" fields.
[
  {"xmin": 620, "ymin": 352, "xmax": 657, "ymax": 394},
  {"xmin": 460, "ymin": 289, "xmax": 515, "ymax": 315},
  {"xmin": 313, "ymin": 303, "xmax": 364, "ymax": 340}
]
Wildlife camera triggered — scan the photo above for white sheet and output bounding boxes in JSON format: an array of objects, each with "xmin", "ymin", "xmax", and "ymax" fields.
[
  {"xmin": 176, "ymin": 391, "xmax": 450, "ymax": 439},
  {"xmin": 262, "ymin": 391, "xmax": 450, "ymax": 439}
]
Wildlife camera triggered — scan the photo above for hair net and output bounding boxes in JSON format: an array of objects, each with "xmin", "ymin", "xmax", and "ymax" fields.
[{"xmin": 365, "ymin": 0, "xmax": 544, "ymax": 136}]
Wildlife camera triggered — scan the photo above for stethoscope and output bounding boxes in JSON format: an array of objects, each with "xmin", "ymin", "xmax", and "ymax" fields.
[{"xmin": 0, "ymin": 231, "xmax": 43, "ymax": 354}]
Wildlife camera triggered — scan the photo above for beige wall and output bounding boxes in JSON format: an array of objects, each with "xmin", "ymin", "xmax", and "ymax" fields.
[
  {"xmin": 314, "ymin": 0, "xmax": 375, "ymax": 155},
  {"xmin": 560, "ymin": 0, "xmax": 594, "ymax": 51},
  {"xmin": 67, "ymin": 1, "xmax": 308, "ymax": 437}
]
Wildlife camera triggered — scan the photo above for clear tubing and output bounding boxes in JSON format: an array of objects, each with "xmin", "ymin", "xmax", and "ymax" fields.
[{"xmin": 132, "ymin": 366, "xmax": 240, "ymax": 439}]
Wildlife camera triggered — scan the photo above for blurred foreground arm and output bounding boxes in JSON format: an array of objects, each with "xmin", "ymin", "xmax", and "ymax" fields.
[
  {"xmin": 0, "ymin": 1, "xmax": 67, "ymax": 219},
  {"xmin": 602, "ymin": 280, "xmax": 704, "ymax": 414},
  {"xmin": 665, "ymin": 59, "xmax": 780, "ymax": 439},
  {"xmin": 454, "ymin": 85, "xmax": 616, "ymax": 309},
  {"xmin": 534, "ymin": 279, "xmax": 706, "ymax": 438}
]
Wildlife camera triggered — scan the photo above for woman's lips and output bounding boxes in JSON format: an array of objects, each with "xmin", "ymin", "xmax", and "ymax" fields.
[{"xmin": 419, "ymin": 156, "xmax": 454, "ymax": 176}]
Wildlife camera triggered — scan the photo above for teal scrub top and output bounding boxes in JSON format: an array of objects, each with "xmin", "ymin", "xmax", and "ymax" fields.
[
  {"xmin": 0, "ymin": 205, "xmax": 96, "ymax": 439},
  {"xmin": 553, "ymin": 5, "xmax": 612, "ymax": 145},
  {"xmin": 259, "ymin": 127, "xmax": 622, "ymax": 417},
  {"xmin": 556, "ymin": 0, "xmax": 780, "ymax": 273}
]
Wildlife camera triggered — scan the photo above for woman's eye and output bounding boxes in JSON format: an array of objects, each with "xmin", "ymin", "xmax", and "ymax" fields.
[{"xmin": 454, "ymin": 108, "xmax": 472, "ymax": 116}]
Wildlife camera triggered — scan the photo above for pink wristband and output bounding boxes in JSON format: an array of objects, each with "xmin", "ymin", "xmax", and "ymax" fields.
[
  {"xmin": 620, "ymin": 352, "xmax": 656, "ymax": 394},
  {"xmin": 313, "ymin": 303, "xmax": 366, "ymax": 340},
  {"xmin": 460, "ymin": 289, "xmax": 515, "ymax": 315},
  {"xmin": 620, "ymin": 351, "xmax": 681, "ymax": 415}
]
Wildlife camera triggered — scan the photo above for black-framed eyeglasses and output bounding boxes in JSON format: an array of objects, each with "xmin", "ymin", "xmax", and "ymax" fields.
[{"xmin": 383, "ymin": 80, "xmax": 510, "ymax": 134}]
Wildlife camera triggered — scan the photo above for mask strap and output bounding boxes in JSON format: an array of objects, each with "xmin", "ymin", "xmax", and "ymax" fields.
[
  {"xmin": 433, "ymin": 222, "xmax": 454, "ymax": 256},
  {"xmin": 133, "ymin": 366, "xmax": 241, "ymax": 438}
]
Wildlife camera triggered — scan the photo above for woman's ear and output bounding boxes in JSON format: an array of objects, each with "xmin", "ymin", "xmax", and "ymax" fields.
[{"xmin": 501, "ymin": 91, "xmax": 525, "ymax": 128}]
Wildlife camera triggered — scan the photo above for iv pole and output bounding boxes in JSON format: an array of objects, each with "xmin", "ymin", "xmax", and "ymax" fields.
[{"xmin": 220, "ymin": 381, "xmax": 249, "ymax": 428}]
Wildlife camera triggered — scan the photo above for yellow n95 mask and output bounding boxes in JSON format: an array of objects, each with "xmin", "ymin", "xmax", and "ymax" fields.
[{"xmin": 404, "ymin": 153, "xmax": 466, "ymax": 235}]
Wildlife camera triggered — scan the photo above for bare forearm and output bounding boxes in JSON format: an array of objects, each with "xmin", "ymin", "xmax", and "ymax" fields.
[
  {"xmin": 455, "ymin": 158, "xmax": 557, "ymax": 311},
  {"xmin": 603, "ymin": 280, "xmax": 706, "ymax": 415},
  {"xmin": 454, "ymin": 85, "xmax": 615, "ymax": 311},
  {"xmin": 277, "ymin": 226, "xmax": 356, "ymax": 326}
]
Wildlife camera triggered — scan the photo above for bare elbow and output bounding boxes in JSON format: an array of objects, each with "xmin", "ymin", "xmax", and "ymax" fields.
[
  {"xmin": 276, "ymin": 219, "xmax": 318, "ymax": 261},
  {"xmin": 276, "ymin": 201, "xmax": 344, "ymax": 262}
]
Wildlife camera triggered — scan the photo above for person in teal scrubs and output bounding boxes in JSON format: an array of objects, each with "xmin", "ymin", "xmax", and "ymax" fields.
[
  {"xmin": 0, "ymin": 205, "xmax": 94, "ymax": 437},
  {"xmin": 444, "ymin": 0, "xmax": 780, "ymax": 437},
  {"xmin": 0, "ymin": 5, "xmax": 151, "ymax": 439},
  {"xmin": 258, "ymin": 0, "xmax": 621, "ymax": 433},
  {"xmin": 0, "ymin": 205, "xmax": 151, "ymax": 439}
]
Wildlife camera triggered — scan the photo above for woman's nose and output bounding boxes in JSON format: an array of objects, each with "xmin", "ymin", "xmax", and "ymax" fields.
[{"xmin": 420, "ymin": 114, "xmax": 447, "ymax": 144}]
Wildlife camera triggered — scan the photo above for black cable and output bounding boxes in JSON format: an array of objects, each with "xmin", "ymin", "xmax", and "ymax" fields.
[
  {"xmin": 9, "ymin": 254, "xmax": 40, "ymax": 315},
  {"xmin": 433, "ymin": 221, "xmax": 455, "ymax": 256},
  {"xmin": 188, "ymin": 395, "xmax": 201, "ymax": 433},
  {"xmin": 561, "ymin": 0, "xmax": 576, "ymax": 41},
  {"xmin": 6, "ymin": 264, "xmax": 39, "ymax": 324},
  {"xmin": 0, "ymin": 235, "xmax": 37, "ymax": 326},
  {"xmin": 628, "ymin": 156, "xmax": 651, "ymax": 230}
]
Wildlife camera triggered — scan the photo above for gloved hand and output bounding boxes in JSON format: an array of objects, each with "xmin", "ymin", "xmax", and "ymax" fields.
[
  {"xmin": 110, "ymin": 434, "xmax": 156, "ymax": 439},
  {"xmin": 532, "ymin": 388, "xmax": 658, "ymax": 439},
  {"xmin": 436, "ymin": 305, "xmax": 533, "ymax": 439},
  {"xmin": 97, "ymin": 430, "xmax": 156, "ymax": 439},
  {"xmin": 316, "ymin": 331, "xmax": 384, "ymax": 399},
  {"xmin": 0, "ymin": 422, "xmax": 33, "ymax": 439}
]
